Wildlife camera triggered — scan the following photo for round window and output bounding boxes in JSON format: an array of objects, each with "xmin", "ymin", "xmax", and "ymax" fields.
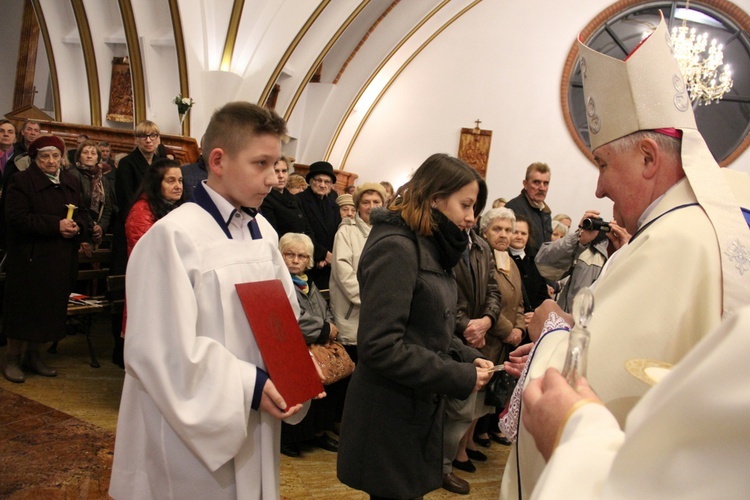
[{"xmin": 562, "ymin": 0, "xmax": 750, "ymax": 165}]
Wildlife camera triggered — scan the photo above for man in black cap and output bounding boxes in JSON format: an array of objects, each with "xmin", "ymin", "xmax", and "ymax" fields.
[{"xmin": 296, "ymin": 161, "xmax": 341, "ymax": 290}]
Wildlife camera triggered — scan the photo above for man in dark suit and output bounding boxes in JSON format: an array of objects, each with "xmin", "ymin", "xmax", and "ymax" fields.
[{"xmin": 296, "ymin": 161, "xmax": 341, "ymax": 290}]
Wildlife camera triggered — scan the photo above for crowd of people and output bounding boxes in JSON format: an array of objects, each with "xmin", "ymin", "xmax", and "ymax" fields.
[{"xmin": 2, "ymin": 13, "xmax": 750, "ymax": 500}]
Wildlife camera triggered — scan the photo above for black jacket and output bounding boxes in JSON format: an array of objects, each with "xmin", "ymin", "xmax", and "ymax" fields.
[
  {"xmin": 260, "ymin": 188, "xmax": 315, "ymax": 240},
  {"xmin": 338, "ymin": 209, "xmax": 478, "ymax": 498}
]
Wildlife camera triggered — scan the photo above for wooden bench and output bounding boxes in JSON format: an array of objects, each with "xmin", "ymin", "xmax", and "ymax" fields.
[{"xmin": 50, "ymin": 248, "xmax": 114, "ymax": 367}]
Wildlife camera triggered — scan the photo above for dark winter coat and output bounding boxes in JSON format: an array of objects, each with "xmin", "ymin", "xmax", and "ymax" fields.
[
  {"xmin": 260, "ymin": 188, "xmax": 316, "ymax": 240},
  {"xmin": 337, "ymin": 209, "xmax": 479, "ymax": 499},
  {"xmin": 115, "ymin": 147, "xmax": 153, "ymax": 215},
  {"xmin": 454, "ymin": 230, "xmax": 501, "ymax": 337},
  {"xmin": 69, "ymin": 167, "xmax": 116, "ymax": 234},
  {"xmin": 3, "ymin": 163, "xmax": 89, "ymax": 342},
  {"xmin": 505, "ymin": 189, "xmax": 552, "ymax": 254}
]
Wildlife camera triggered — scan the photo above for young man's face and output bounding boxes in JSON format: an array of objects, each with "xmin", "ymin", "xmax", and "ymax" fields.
[
  {"xmin": 522, "ymin": 170, "xmax": 550, "ymax": 204},
  {"xmin": 99, "ymin": 145, "xmax": 111, "ymax": 160},
  {"xmin": 210, "ymin": 133, "xmax": 281, "ymax": 209},
  {"xmin": 274, "ymin": 161, "xmax": 289, "ymax": 191}
]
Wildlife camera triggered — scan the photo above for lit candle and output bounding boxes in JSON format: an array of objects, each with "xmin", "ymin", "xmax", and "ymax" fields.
[{"xmin": 65, "ymin": 204, "xmax": 77, "ymax": 219}]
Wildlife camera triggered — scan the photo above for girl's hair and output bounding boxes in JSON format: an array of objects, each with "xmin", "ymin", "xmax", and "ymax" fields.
[
  {"xmin": 391, "ymin": 153, "xmax": 486, "ymax": 236},
  {"xmin": 138, "ymin": 158, "xmax": 186, "ymax": 220}
]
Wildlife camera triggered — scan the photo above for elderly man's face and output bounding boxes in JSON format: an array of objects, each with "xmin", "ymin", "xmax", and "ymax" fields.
[
  {"xmin": 523, "ymin": 170, "xmax": 550, "ymax": 204},
  {"xmin": 22, "ymin": 123, "xmax": 41, "ymax": 145},
  {"xmin": 310, "ymin": 174, "xmax": 333, "ymax": 197},
  {"xmin": 594, "ymin": 142, "xmax": 646, "ymax": 235}
]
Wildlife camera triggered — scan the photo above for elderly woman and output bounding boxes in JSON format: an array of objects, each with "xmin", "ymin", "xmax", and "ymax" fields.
[
  {"xmin": 279, "ymin": 232, "xmax": 340, "ymax": 457},
  {"xmin": 336, "ymin": 193, "xmax": 356, "ymax": 220},
  {"xmin": 475, "ymin": 207, "xmax": 527, "ymax": 445},
  {"xmin": 2, "ymin": 135, "xmax": 90, "ymax": 383},
  {"xmin": 70, "ymin": 140, "xmax": 115, "ymax": 245},
  {"xmin": 330, "ymin": 182, "xmax": 386, "ymax": 362}
]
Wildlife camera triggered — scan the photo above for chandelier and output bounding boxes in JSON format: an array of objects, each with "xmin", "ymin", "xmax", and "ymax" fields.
[{"xmin": 670, "ymin": 1, "xmax": 733, "ymax": 105}]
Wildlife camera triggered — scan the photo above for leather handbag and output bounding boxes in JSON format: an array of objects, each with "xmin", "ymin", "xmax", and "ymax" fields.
[
  {"xmin": 484, "ymin": 370, "xmax": 517, "ymax": 408},
  {"xmin": 309, "ymin": 342, "xmax": 355, "ymax": 385}
]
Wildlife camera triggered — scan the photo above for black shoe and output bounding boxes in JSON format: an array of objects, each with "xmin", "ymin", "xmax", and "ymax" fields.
[
  {"xmin": 311, "ymin": 434, "xmax": 338, "ymax": 452},
  {"xmin": 466, "ymin": 449, "xmax": 488, "ymax": 462},
  {"xmin": 452, "ymin": 458, "xmax": 476, "ymax": 473},
  {"xmin": 474, "ymin": 435, "xmax": 491, "ymax": 448},
  {"xmin": 489, "ymin": 432, "xmax": 512, "ymax": 446},
  {"xmin": 442, "ymin": 472, "xmax": 470, "ymax": 495},
  {"xmin": 281, "ymin": 443, "xmax": 300, "ymax": 457}
]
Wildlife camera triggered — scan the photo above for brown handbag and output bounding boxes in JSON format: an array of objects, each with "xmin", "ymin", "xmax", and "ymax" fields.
[{"xmin": 309, "ymin": 342, "xmax": 355, "ymax": 385}]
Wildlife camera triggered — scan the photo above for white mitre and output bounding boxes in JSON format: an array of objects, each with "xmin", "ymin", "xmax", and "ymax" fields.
[{"xmin": 578, "ymin": 12, "xmax": 750, "ymax": 315}]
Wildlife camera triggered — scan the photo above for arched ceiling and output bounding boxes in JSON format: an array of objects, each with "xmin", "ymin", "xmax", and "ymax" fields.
[{"xmin": 13, "ymin": 0, "xmax": 482, "ymax": 167}]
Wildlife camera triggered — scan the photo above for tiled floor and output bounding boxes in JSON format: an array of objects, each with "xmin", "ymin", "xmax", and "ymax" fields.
[{"xmin": 0, "ymin": 315, "xmax": 509, "ymax": 498}]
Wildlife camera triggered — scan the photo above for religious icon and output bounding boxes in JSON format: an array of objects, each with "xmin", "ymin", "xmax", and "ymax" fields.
[
  {"xmin": 458, "ymin": 119, "xmax": 492, "ymax": 178},
  {"xmin": 107, "ymin": 57, "xmax": 134, "ymax": 123}
]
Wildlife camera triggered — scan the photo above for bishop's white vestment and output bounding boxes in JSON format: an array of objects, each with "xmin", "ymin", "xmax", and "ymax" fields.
[
  {"xmin": 530, "ymin": 304, "xmax": 750, "ymax": 498},
  {"xmin": 501, "ymin": 169, "xmax": 750, "ymax": 499}
]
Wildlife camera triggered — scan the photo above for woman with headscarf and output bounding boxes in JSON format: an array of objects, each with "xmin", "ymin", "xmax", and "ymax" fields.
[
  {"xmin": 70, "ymin": 139, "xmax": 115, "ymax": 246},
  {"xmin": 2, "ymin": 135, "xmax": 90, "ymax": 383}
]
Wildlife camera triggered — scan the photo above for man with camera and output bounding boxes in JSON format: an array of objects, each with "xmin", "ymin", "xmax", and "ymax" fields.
[
  {"xmin": 534, "ymin": 210, "xmax": 629, "ymax": 313},
  {"xmin": 501, "ymin": 15, "xmax": 750, "ymax": 499}
]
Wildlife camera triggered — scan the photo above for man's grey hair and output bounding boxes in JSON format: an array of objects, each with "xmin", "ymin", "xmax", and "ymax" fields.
[{"xmin": 607, "ymin": 130, "xmax": 681, "ymax": 159}]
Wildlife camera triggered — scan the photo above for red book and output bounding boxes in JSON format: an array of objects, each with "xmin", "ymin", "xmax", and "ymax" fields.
[{"xmin": 235, "ymin": 280, "xmax": 323, "ymax": 407}]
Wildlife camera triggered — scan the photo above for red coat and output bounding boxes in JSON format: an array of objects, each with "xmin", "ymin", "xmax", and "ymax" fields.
[{"xmin": 124, "ymin": 196, "xmax": 156, "ymax": 256}]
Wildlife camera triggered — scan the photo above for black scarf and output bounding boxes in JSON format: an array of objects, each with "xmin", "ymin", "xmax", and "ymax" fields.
[{"xmin": 430, "ymin": 208, "xmax": 468, "ymax": 270}]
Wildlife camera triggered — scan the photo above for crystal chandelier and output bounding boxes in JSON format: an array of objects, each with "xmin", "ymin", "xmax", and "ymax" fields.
[{"xmin": 670, "ymin": 1, "xmax": 733, "ymax": 105}]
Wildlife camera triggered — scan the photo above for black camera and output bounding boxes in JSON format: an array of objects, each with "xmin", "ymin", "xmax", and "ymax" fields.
[{"xmin": 580, "ymin": 217, "xmax": 611, "ymax": 232}]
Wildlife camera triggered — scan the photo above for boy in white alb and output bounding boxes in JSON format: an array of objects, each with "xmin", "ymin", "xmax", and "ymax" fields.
[{"xmin": 110, "ymin": 102, "xmax": 311, "ymax": 499}]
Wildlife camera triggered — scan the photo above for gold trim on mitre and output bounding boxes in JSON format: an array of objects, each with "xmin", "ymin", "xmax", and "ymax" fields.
[
  {"xmin": 577, "ymin": 13, "xmax": 696, "ymax": 151},
  {"xmin": 578, "ymin": 11, "xmax": 750, "ymax": 317}
]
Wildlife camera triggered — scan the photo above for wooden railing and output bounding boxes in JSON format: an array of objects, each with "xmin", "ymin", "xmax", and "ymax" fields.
[{"xmin": 10, "ymin": 119, "xmax": 201, "ymax": 165}]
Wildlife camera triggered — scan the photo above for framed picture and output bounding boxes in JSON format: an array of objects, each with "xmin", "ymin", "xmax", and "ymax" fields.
[
  {"xmin": 106, "ymin": 57, "xmax": 134, "ymax": 123},
  {"xmin": 458, "ymin": 125, "xmax": 491, "ymax": 178}
]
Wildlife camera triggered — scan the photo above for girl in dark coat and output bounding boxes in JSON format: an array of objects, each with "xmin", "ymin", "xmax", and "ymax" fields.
[
  {"xmin": 2, "ymin": 135, "xmax": 90, "ymax": 383},
  {"xmin": 337, "ymin": 153, "xmax": 494, "ymax": 499}
]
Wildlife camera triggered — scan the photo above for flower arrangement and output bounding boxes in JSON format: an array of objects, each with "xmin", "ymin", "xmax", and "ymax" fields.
[{"xmin": 173, "ymin": 94, "xmax": 195, "ymax": 115}]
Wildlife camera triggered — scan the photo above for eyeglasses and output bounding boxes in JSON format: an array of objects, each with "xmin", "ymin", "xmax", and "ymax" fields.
[
  {"xmin": 136, "ymin": 133, "xmax": 159, "ymax": 140},
  {"xmin": 311, "ymin": 176, "xmax": 332, "ymax": 185},
  {"xmin": 282, "ymin": 252, "xmax": 309, "ymax": 261}
]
